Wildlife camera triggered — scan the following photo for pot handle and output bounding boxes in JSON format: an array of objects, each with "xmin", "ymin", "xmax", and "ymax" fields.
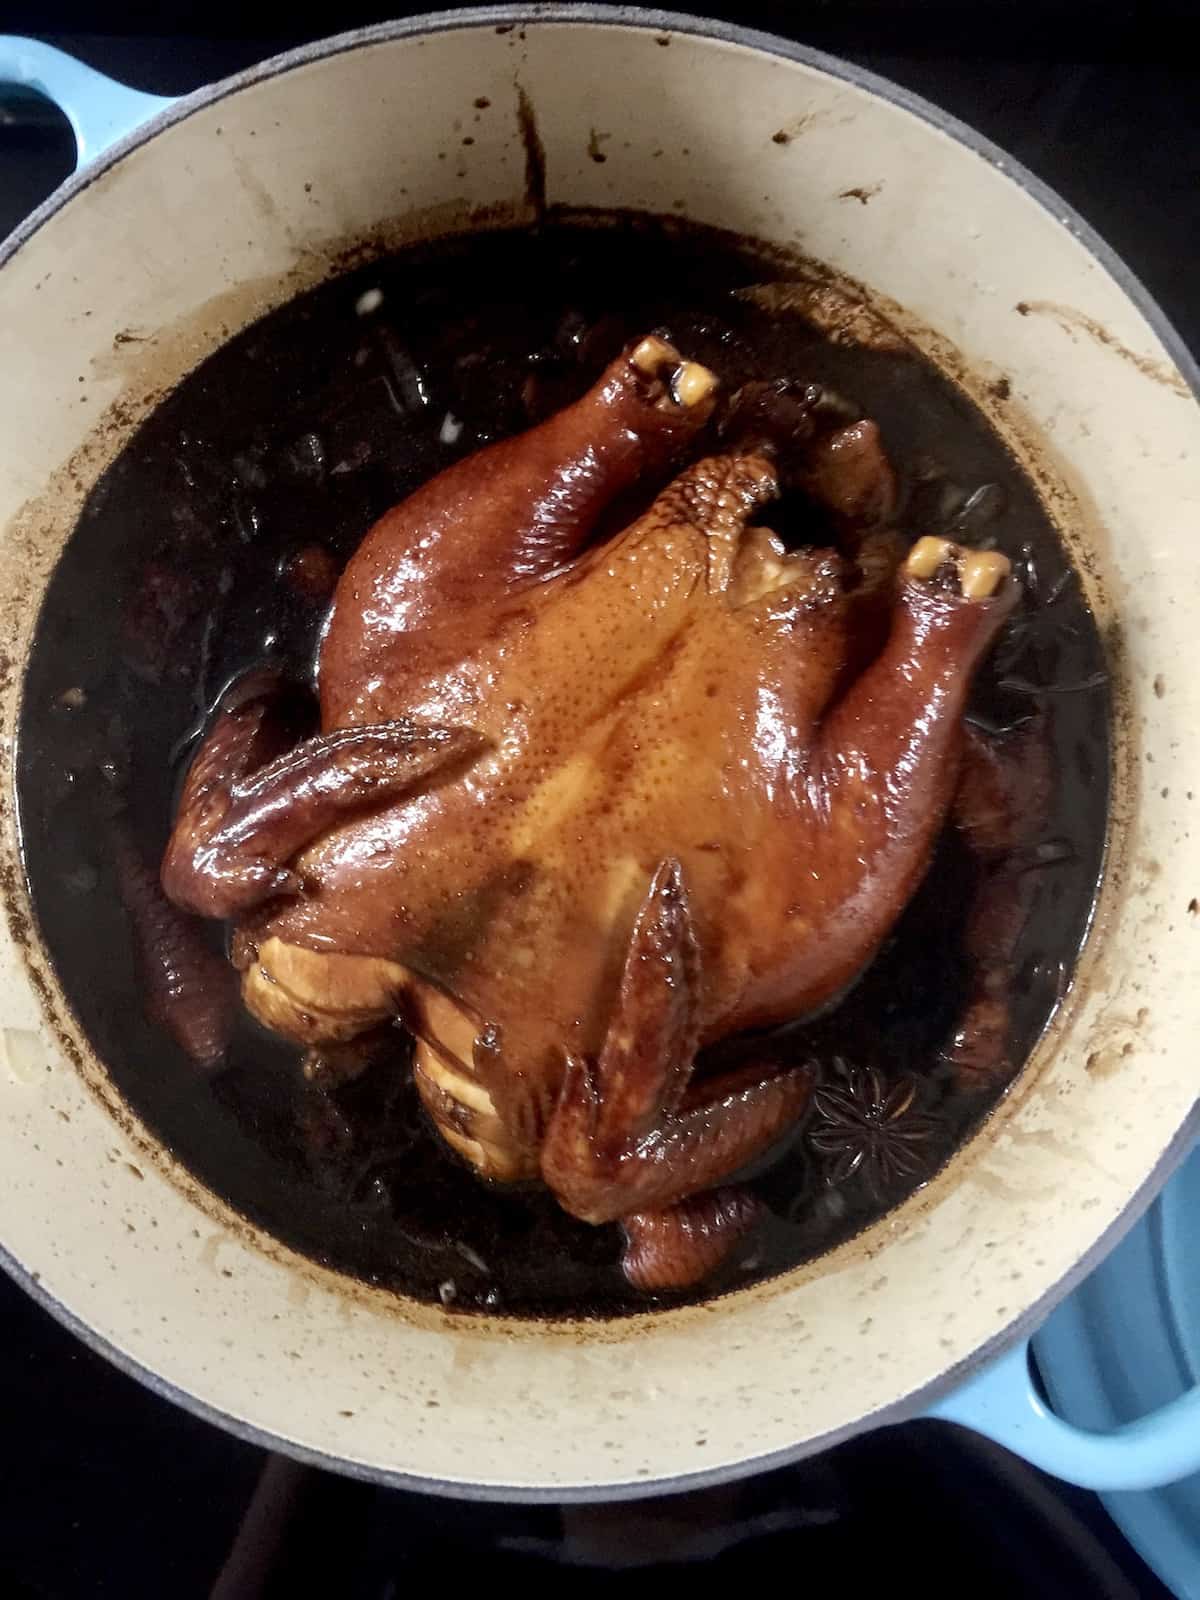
[
  {"xmin": 0, "ymin": 36, "xmax": 174, "ymax": 168},
  {"xmin": 926, "ymin": 1336, "xmax": 1200, "ymax": 1490}
]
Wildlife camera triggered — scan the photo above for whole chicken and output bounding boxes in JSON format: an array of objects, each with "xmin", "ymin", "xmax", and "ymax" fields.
[{"xmin": 163, "ymin": 335, "xmax": 1014, "ymax": 1289}]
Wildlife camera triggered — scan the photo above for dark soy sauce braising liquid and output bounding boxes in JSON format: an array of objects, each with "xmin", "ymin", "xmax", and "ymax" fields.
[{"xmin": 17, "ymin": 218, "xmax": 1110, "ymax": 1316}]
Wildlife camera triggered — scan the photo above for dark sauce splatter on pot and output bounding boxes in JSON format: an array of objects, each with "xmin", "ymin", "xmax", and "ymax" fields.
[{"xmin": 16, "ymin": 216, "xmax": 1110, "ymax": 1317}]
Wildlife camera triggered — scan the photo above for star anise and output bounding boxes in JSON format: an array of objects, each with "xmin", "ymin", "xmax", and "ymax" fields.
[{"xmin": 808, "ymin": 1063, "xmax": 937, "ymax": 1199}]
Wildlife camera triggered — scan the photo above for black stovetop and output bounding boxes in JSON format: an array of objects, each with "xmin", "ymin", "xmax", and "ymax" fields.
[{"xmin": 1, "ymin": 10, "xmax": 1194, "ymax": 1597}]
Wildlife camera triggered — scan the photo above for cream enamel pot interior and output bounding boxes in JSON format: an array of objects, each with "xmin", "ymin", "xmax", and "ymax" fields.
[{"xmin": 1, "ymin": 10, "xmax": 1199, "ymax": 1501}]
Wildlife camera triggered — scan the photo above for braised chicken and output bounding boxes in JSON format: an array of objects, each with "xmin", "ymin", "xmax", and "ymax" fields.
[{"xmin": 162, "ymin": 335, "xmax": 1016, "ymax": 1288}]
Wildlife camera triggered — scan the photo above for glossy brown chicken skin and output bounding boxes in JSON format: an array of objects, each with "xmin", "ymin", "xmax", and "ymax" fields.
[{"xmin": 162, "ymin": 336, "xmax": 1015, "ymax": 1290}]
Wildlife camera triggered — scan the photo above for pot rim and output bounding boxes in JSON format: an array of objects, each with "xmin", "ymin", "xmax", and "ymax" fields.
[{"xmin": 2, "ymin": 4, "xmax": 1198, "ymax": 1502}]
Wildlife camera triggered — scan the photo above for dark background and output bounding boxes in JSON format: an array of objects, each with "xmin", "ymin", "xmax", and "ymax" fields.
[{"xmin": 1, "ymin": 5, "xmax": 1194, "ymax": 1595}]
